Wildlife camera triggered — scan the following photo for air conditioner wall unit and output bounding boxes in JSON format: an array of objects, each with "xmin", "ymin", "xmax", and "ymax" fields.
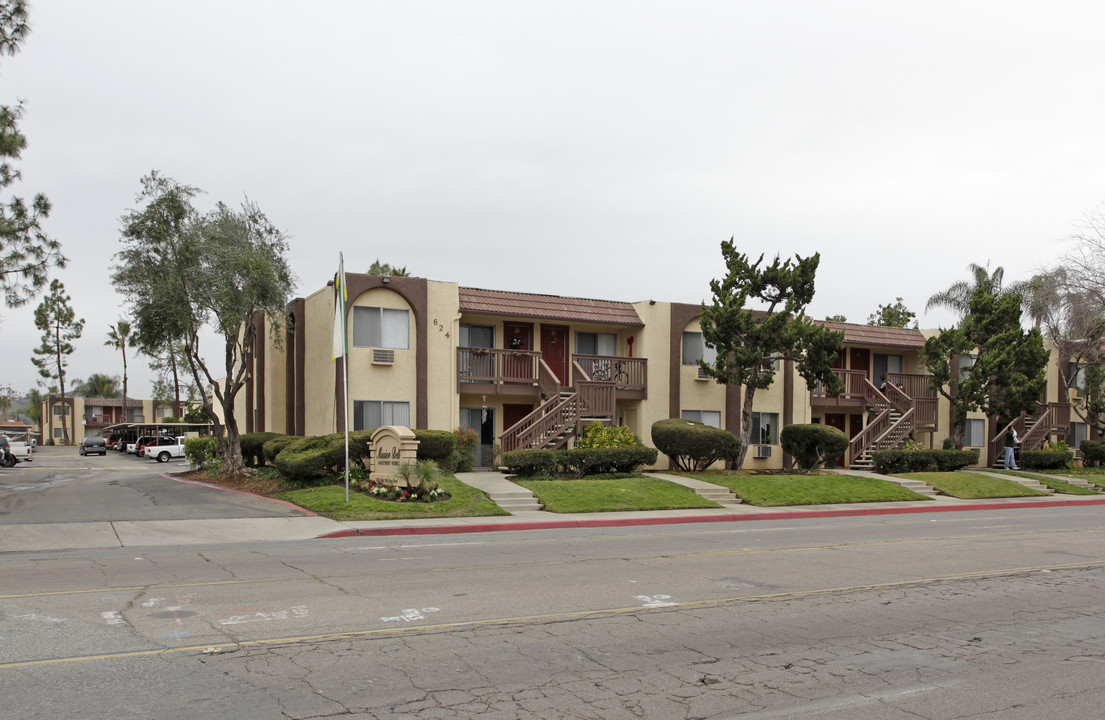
[
  {"xmin": 372, "ymin": 349, "xmax": 395, "ymax": 365},
  {"xmin": 754, "ymin": 445, "xmax": 772, "ymax": 459}
]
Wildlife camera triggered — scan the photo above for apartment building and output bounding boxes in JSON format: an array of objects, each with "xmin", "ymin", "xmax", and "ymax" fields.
[{"xmin": 235, "ymin": 272, "xmax": 1078, "ymax": 470}]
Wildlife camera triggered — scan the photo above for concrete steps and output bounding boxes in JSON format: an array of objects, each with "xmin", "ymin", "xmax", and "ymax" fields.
[
  {"xmin": 484, "ymin": 486, "xmax": 544, "ymax": 512},
  {"xmin": 882, "ymin": 476, "xmax": 939, "ymax": 496}
]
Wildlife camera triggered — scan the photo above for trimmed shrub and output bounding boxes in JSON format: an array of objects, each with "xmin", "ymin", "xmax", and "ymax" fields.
[
  {"xmin": 274, "ymin": 435, "xmax": 346, "ymax": 481},
  {"xmin": 1081, "ymin": 439, "xmax": 1105, "ymax": 468},
  {"xmin": 184, "ymin": 437, "xmax": 219, "ymax": 468},
  {"xmin": 872, "ymin": 449, "xmax": 979, "ymax": 474},
  {"xmin": 559, "ymin": 446, "xmax": 659, "ymax": 476},
  {"xmin": 450, "ymin": 426, "xmax": 479, "ymax": 473},
  {"xmin": 780, "ymin": 423, "xmax": 849, "ymax": 471},
  {"xmin": 263, "ymin": 435, "xmax": 303, "ymax": 465},
  {"xmin": 651, "ymin": 418, "xmax": 741, "ymax": 471},
  {"xmin": 1021, "ymin": 449, "xmax": 1074, "ymax": 470},
  {"xmin": 502, "ymin": 449, "xmax": 560, "ymax": 478},
  {"xmin": 576, "ymin": 423, "xmax": 642, "ymax": 449},
  {"xmin": 240, "ymin": 432, "xmax": 280, "ymax": 467},
  {"xmin": 414, "ymin": 429, "xmax": 457, "ymax": 464}
]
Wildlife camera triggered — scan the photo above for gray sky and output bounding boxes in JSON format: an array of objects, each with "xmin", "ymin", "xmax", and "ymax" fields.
[{"xmin": 3, "ymin": 0, "xmax": 1103, "ymax": 399}]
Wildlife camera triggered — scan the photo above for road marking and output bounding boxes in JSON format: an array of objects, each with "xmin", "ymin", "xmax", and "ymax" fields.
[
  {"xmin": 381, "ymin": 607, "xmax": 440, "ymax": 623},
  {"xmin": 3, "ymin": 560, "xmax": 1098, "ymax": 670},
  {"xmin": 634, "ymin": 595, "xmax": 675, "ymax": 607}
]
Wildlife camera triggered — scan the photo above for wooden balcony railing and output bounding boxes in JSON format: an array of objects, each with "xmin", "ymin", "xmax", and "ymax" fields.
[
  {"xmin": 574, "ymin": 355, "xmax": 647, "ymax": 393},
  {"xmin": 459, "ymin": 348, "xmax": 647, "ymax": 398},
  {"xmin": 457, "ymin": 348, "xmax": 541, "ymax": 389},
  {"xmin": 811, "ymin": 369, "xmax": 867, "ymax": 401}
]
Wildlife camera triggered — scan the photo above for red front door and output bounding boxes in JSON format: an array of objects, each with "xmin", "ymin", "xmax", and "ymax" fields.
[
  {"xmin": 825, "ymin": 414, "xmax": 847, "ymax": 467},
  {"xmin": 541, "ymin": 325, "xmax": 569, "ymax": 385},
  {"xmin": 503, "ymin": 322, "xmax": 535, "ymax": 384}
]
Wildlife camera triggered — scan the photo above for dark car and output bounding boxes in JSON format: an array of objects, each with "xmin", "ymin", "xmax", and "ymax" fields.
[
  {"xmin": 78, "ymin": 436, "xmax": 108, "ymax": 456},
  {"xmin": 0, "ymin": 435, "xmax": 13, "ymax": 467}
]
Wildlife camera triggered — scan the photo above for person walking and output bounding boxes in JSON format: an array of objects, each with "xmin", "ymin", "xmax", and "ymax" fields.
[{"xmin": 1003, "ymin": 428, "xmax": 1020, "ymax": 470}]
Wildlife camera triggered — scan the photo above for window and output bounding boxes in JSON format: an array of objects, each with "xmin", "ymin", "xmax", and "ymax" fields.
[
  {"xmin": 353, "ymin": 400, "xmax": 410, "ymax": 431},
  {"xmin": 156, "ymin": 406, "xmax": 174, "ymax": 419},
  {"xmin": 53, "ymin": 427, "xmax": 66, "ymax": 438},
  {"xmin": 1072, "ymin": 422, "xmax": 1089, "ymax": 450},
  {"xmin": 964, "ymin": 418, "xmax": 986, "ymax": 447},
  {"xmin": 353, "ymin": 307, "xmax": 410, "ymax": 349},
  {"xmin": 576, "ymin": 332, "xmax": 617, "ymax": 356},
  {"xmin": 681, "ymin": 410, "xmax": 721, "ymax": 428},
  {"xmin": 751, "ymin": 412, "xmax": 779, "ymax": 444},
  {"xmin": 682, "ymin": 332, "xmax": 717, "ymax": 366},
  {"xmin": 461, "ymin": 323, "xmax": 494, "ymax": 349},
  {"xmin": 1068, "ymin": 362, "xmax": 1087, "ymax": 393},
  {"xmin": 958, "ymin": 354, "xmax": 976, "ymax": 380},
  {"xmin": 52, "ymin": 405, "xmax": 70, "ymax": 415}
]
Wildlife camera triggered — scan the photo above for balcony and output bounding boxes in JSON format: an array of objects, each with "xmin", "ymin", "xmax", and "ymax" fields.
[{"xmin": 457, "ymin": 348, "xmax": 647, "ymax": 399}]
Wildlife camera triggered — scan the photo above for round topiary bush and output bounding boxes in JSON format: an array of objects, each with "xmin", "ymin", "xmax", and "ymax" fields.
[
  {"xmin": 240, "ymin": 432, "xmax": 280, "ymax": 467},
  {"xmin": 274, "ymin": 435, "xmax": 346, "ymax": 482},
  {"xmin": 263, "ymin": 435, "xmax": 304, "ymax": 465},
  {"xmin": 651, "ymin": 418, "xmax": 741, "ymax": 471},
  {"xmin": 780, "ymin": 423, "xmax": 849, "ymax": 471}
]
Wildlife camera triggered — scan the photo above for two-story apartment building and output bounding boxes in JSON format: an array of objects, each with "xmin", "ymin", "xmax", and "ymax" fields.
[{"xmin": 232, "ymin": 271, "xmax": 1079, "ymax": 470}]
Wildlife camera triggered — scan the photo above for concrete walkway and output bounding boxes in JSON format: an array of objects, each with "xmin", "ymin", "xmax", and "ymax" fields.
[{"xmin": 4, "ymin": 470, "xmax": 1105, "ymax": 552}]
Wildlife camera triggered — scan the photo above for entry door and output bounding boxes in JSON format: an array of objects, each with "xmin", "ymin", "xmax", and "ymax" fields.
[
  {"xmin": 460, "ymin": 407, "xmax": 495, "ymax": 468},
  {"xmin": 825, "ymin": 413, "xmax": 847, "ymax": 467},
  {"xmin": 503, "ymin": 322, "xmax": 534, "ymax": 384},
  {"xmin": 540, "ymin": 324, "xmax": 569, "ymax": 385},
  {"xmin": 873, "ymin": 354, "xmax": 903, "ymax": 390}
]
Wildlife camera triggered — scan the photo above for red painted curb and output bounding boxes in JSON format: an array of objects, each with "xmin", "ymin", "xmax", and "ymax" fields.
[
  {"xmin": 163, "ymin": 473, "xmax": 319, "ymax": 516},
  {"xmin": 315, "ymin": 497, "xmax": 1105, "ymax": 538}
]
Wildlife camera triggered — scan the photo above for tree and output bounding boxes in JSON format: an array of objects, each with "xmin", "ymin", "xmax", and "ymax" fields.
[
  {"xmin": 25, "ymin": 386, "xmax": 43, "ymax": 426},
  {"xmin": 30, "ymin": 279, "xmax": 83, "ymax": 444},
  {"xmin": 867, "ymin": 297, "xmax": 917, "ymax": 328},
  {"xmin": 367, "ymin": 259, "xmax": 408, "ymax": 277},
  {"xmin": 70, "ymin": 373, "xmax": 120, "ymax": 398},
  {"xmin": 112, "ymin": 172, "xmax": 296, "ymax": 474},
  {"xmin": 0, "ymin": 1, "xmax": 65, "ymax": 317},
  {"xmin": 920, "ymin": 286, "xmax": 1048, "ymax": 445},
  {"xmin": 699, "ymin": 240, "xmax": 845, "ymax": 468},
  {"xmin": 104, "ymin": 320, "xmax": 133, "ymax": 414},
  {"xmin": 148, "ymin": 339, "xmax": 197, "ymax": 409},
  {"xmin": 925, "ymin": 262, "xmax": 1007, "ymax": 318},
  {"xmin": 823, "ymin": 314, "xmax": 847, "ymax": 323}
]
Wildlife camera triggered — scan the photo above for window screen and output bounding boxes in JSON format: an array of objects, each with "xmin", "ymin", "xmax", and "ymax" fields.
[{"xmin": 353, "ymin": 307, "xmax": 410, "ymax": 349}]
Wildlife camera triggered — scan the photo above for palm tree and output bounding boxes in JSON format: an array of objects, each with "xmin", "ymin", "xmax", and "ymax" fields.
[
  {"xmin": 925, "ymin": 262, "xmax": 1006, "ymax": 319},
  {"xmin": 104, "ymin": 320, "xmax": 132, "ymax": 422}
]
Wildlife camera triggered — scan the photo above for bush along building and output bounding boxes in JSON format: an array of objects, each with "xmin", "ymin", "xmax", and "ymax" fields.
[{"xmin": 229, "ymin": 271, "xmax": 1083, "ymax": 470}]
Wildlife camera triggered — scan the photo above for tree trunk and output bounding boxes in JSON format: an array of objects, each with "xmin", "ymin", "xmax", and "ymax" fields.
[
  {"xmin": 121, "ymin": 345, "xmax": 128, "ymax": 424},
  {"xmin": 737, "ymin": 384, "xmax": 757, "ymax": 469},
  {"xmin": 55, "ymin": 321, "xmax": 69, "ymax": 446}
]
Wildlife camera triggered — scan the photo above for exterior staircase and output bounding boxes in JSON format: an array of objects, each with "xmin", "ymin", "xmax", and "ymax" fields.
[
  {"xmin": 499, "ymin": 360, "xmax": 617, "ymax": 453},
  {"xmin": 848, "ymin": 380, "xmax": 916, "ymax": 470}
]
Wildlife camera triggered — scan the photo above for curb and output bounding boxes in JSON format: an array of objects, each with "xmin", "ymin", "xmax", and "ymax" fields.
[
  {"xmin": 164, "ymin": 473, "xmax": 319, "ymax": 517},
  {"xmin": 316, "ymin": 496, "xmax": 1105, "ymax": 538}
]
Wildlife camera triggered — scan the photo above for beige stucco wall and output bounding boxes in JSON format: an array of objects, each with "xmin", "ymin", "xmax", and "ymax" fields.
[
  {"xmin": 304, "ymin": 285, "xmax": 338, "ymax": 436},
  {"xmin": 426, "ymin": 280, "xmax": 461, "ymax": 431}
]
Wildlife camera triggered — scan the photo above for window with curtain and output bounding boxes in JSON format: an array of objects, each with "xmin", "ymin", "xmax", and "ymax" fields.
[
  {"xmin": 1072, "ymin": 422, "xmax": 1089, "ymax": 449},
  {"xmin": 751, "ymin": 412, "xmax": 779, "ymax": 444},
  {"xmin": 964, "ymin": 418, "xmax": 985, "ymax": 447},
  {"xmin": 460, "ymin": 324, "xmax": 495, "ymax": 348},
  {"xmin": 681, "ymin": 409, "xmax": 721, "ymax": 428},
  {"xmin": 576, "ymin": 331, "xmax": 617, "ymax": 356},
  {"xmin": 682, "ymin": 332, "xmax": 717, "ymax": 365},
  {"xmin": 353, "ymin": 307, "xmax": 410, "ymax": 349},
  {"xmin": 353, "ymin": 400, "xmax": 411, "ymax": 431}
]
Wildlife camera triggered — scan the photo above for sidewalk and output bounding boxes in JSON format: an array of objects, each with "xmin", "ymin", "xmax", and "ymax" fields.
[{"xmin": 5, "ymin": 471, "xmax": 1105, "ymax": 552}]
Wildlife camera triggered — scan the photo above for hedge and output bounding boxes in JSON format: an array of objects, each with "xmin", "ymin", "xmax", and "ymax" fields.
[
  {"xmin": 184, "ymin": 437, "xmax": 219, "ymax": 468},
  {"xmin": 274, "ymin": 435, "xmax": 347, "ymax": 481},
  {"xmin": 1081, "ymin": 440, "xmax": 1105, "ymax": 468},
  {"xmin": 263, "ymin": 435, "xmax": 304, "ymax": 465},
  {"xmin": 502, "ymin": 446, "xmax": 658, "ymax": 478},
  {"xmin": 1021, "ymin": 449, "xmax": 1074, "ymax": 470},
  {"xmin": 651, "ymin": 418, "xmax": 741, "ymax": 471},
  {"xmin": 414, "ymin": 429, "xmax": 457, "ymax": 464},
  {"xmin": 240, "ymin": 432, "xmax": 281, "ymax": 467},
  {"xmin": 872, "ymin": 449, "xmax": 979, "ymax": 474},
  {"xmin": 780, "ymin": 424, "xmax": 849, "ymax": 471},
  {"xmin": 576, "ymin": 423, "xmax": 642, "ymax": 449}
]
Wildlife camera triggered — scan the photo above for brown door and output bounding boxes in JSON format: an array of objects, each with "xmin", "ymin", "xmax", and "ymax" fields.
[
  {"xmin": 850, "ymin": 348, "xmax": 870, "ymax": 373},
  {"xmin": 541, "ymin": 324, "xmax": 569, "ymax": 385},
  {"xmin": 504, "ymin": 322, "xmax": 535, "ymax": 383},
  {"xmin": 503, "ymin": 403, "xmax": 534, "ymax": 434},
  {"xmin": 825, "ymin": 414, "xmax": 847, "ymax": 467}
]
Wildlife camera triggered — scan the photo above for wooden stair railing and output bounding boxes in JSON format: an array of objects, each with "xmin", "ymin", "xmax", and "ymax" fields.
[{"xmin": 500, "ymin": 360, "xmax": 616, "ymax": 453}]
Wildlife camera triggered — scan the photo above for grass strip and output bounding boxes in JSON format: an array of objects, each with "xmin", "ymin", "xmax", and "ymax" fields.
[
  {"xmin": 515, "ymin": 476, "xmax": 721, "ymax": 513},
  {"xmin": 896, "ymin": 472, "xmax": 1048, "ymax": 499},
  {"xmin": 685, "ymin": 473, "xmax": 930, "ymax": 506},
  {"xmin": 276, "ymin": 475, "xmax": 509, "ymax": 521},
  {"xmin": 971, "ymin": 469, "xmax": 1100, "ymax": 495}
]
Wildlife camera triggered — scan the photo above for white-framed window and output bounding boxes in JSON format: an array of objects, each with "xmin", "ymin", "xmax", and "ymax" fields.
[
  {"xmin": 156, "ymin": 406, "xmax": 174, "ymax": 419},
  {"xmin": 353, "ymin": 307, "xmax": 410, "ymax": 349},
  {"xmin": 958, "ymin": 354, "xmax": 976, "ymax": 380},
  {"xmin": 576, "ymin": 332, "xmax": 617, "ymax": 356},
  {"xmin": 681, "ymin": 410, "xmax": 721, "ymax": 428},
  {"xmin": 751, "ymin": 412, "xmax": 779, "ymax": 445},
  {"xmin": 963, "ymin": 418, "xmax": 986, "ymax": 447},
  {"xmin": 460, "ymin": 323, "xmax": 494, "ymax": 349},
  {"xmin": 682, "ymin": 332, "xmax": 717, "ymax": 366},
  {"xmin": 53, "ymin": 427, "xmax": 66, "ymax": 438},
  {"xmin": 353, "ymin": 400, "xmax": 410, "ymax": 431},
  {"xmin": 1072, "ymin": 422, "xmax": 1089, "ymax": 450},
  {"xmin": 1068, "ymin": 362, "xmax": 1087, "ymax": 393}
]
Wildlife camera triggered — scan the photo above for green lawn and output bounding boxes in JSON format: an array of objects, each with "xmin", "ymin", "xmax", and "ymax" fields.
[
  {"xmin": 971, "ymin": 469, "xmax": 1100, "ymax": 495},
  {"xmin": 277, "ymin": 475, "xmax": 510, "ymax": 521},
  {"xmin": 684, "ymin": 472, "xmax": 930, "ymax": 506},
  {"xmin": 896, "ymin": 472, "xmax": 1049, "ymax": 499},
  {"xmin": 515, "ymin": 476, "xmax": 721, "ymax": 513}
]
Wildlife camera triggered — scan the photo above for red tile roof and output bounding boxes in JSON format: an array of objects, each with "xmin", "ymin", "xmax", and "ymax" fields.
[
  {"xmin": 459, "ymin": 287, "xmax": 644, "ymax": 326},
  {"xmin": 821, "ymin": 321, "xmax": 927, "ymax": 349}
]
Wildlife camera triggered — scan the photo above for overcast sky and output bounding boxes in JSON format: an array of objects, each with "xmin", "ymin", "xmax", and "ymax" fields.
[{"xmin": 2, "ymin": 0, "xmax": 1103, "ymax": 401}]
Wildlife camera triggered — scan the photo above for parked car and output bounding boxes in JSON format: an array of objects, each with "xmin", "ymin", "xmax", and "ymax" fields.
[
  {"xmin": 1, "ymin": 432, "xmax": 33, "ymax": 465},
  {"xmin": 0, "ymin": 435, "xmax": 13, "ymax": 467},
  {"xmin": 144, "ymin": 436, "xmax": 186, "ymax": 463},
  {"xmin": 130, "ymin": 435, "xmax": 157, "ymax": 455},
  {"xmin": 78, "ymin": 436, "xmax": 108, "ymax": 456},
  {"xmin": 105, "ymin": 433, "xmax": 124, "ymax": 451}
]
